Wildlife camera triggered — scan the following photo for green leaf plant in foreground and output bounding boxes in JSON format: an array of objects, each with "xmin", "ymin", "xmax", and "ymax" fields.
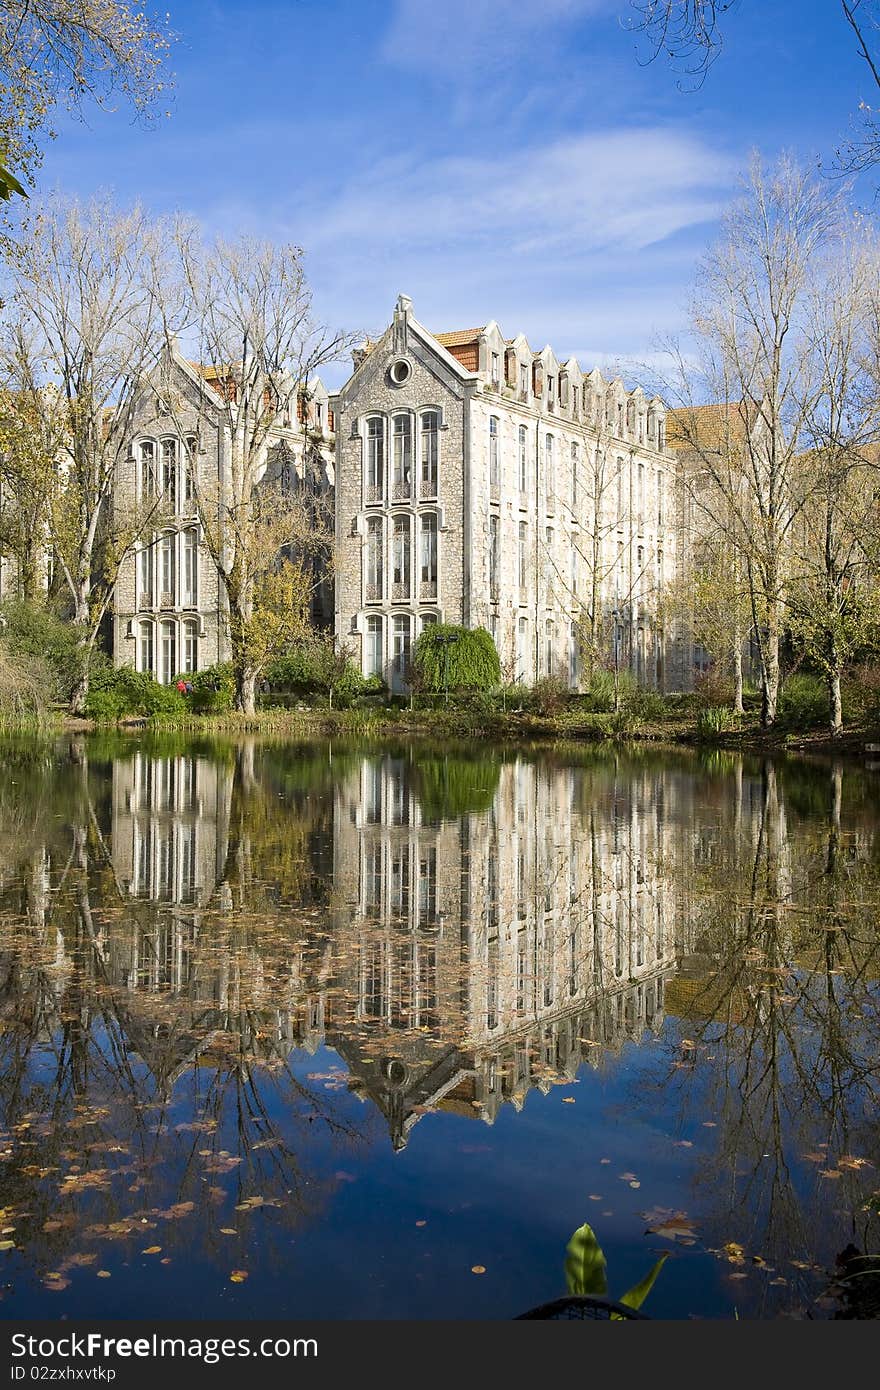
[{"xmin": 565, "ymin": 1223, "xmax": 668, "ymax": 1315}]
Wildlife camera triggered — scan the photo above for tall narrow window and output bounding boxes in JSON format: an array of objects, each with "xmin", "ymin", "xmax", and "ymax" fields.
[
  {"xmin": 162, "ymin": 439, "xmax": 177, "ymax": 511},
  {"xmin": 657, "ymin": 472, "xmax": 664, "ymax": 527},
  {"xmin": 184, "ymin": 437, "xmax": 197, "ymax": 506},
  {"xmin": 570, "ymin": 441, "xmax": 578, "ymax": 509},
  {"xmin": 392, "ymin": 614, "xmax": 411, "ymax": 689},
  {"xmin": 489, "ymin": 416, "xmax": 499, "ymax": 494},
  {"xmin": 392, "ymin": 516, "xmax": 411, "ymax": 600},
  {"xmin": 366, "ymin": 615, "xmax": 383, "ymax": 676},
  {"xmin": 160, "ymin": 533, "xmax": 175, "ymax": 606},
  {"xmin": 366, "ymin": 517, "xmax": 383, "ymax": 601},
  {"xmin": 657, "ymin": 418, "xmax": 665, "ymax": 451},
  {"xmin": 545, "ymin": 434, "xmax": 555, "ymax": 509},
  {"xmin": 420, "ymin": 512, "xmax": 437, "ymax": 599},
  {"xmin": 517, "ymin": 616, "xmax": 528, "ymax": 679},
  {"xmin": 545, "ymin": 618, "xmax": 554, "ymax": 675},
  {"xmin": 140, "ymin": 440, "xmax": 156, "ymax": 499},
  {"xmin": 518, "ymin": 424, "xmax": 528, "ymax": 494},
  {"xmin": 139, "ymin": 620, "xmax": 154, "ymax": 676},
  {"xmin": 570, "ymin": 540, "xmax": 578, "ymax": 596},
  {"xmin": 182, "ymin": 528, "xmax": 198, "ymax": 607},
  {"xmin": 489, "ymin": 514, "xmax": 499, "ymax": 599},
  {"xmin": 182, "ymin": 618, "xmax": 198, "ymax": 673},
  {"xmin": 520, "ymin": 363, "xmax": 529, "ymax": 398},
  {"xmin": 160, "ymin": 620, "xmax": 177, "ymax": 685},
  {"xmin": 420, "ymin": 410, "xmax": 438, "ymax": 498},
  {"xmin": 392, "ymin": 415, "xmax": 412, "ymax": 499},
  {"xmin": 518, "ymin": 521, "xmax": 528, "ymax": 593},
  {"xmin": 365, "ymin": 417, "xmax": 384, "ymax": 502},
  {"xmin": 638, "ymin": 461, "xmax": 645, "ymax": 530},
  {"xmin": 491, "ymin": 351, "xmax": 500, "ymax": 387},
  {"xmin": 616, "ymin": 456, "xmax": 624, "ymax": 523},
  {"xmin": 139, "ymin": 542, "xmax": 154, "ymax": 609}
]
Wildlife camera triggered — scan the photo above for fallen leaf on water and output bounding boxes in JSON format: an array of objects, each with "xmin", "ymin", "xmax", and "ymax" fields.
[
  {"xmin": 230, "ymin": 1270, "xmax": 248, "ymax": 1283},
  {"xmin": 674, "ymin": 1140, "xmax": 694, "ymax": 1148},
  {"xmin": 0, "ymin": 1240, "xmax": 14, "ymax": 1251},
  {"xmin": 220, "ymin": 1228, "xmax": 238, "ymax": 1236},
  {"xmin": 142, "ymin": 1246, "xmax": 162, "ymax": 1255},
  {"xmin": 629, "ymin": 1181, "xmax": 641, "ymax": 1189},
  {"xmin": 702, "ymin": 1122, "xmax": 717, "ymax": 1128},
  {"xmin": 415, "ymin": 1221, "xmax": 427, "ymax": 1228},
  {"xmin": 97, "ymin": 1271, "xmax": 111, "ymax": 1278},
  {"xmin": 818, "ymin": 1170, "xmax": 842, "ymax": 1180},
  {"xmin": 839, "ymin": 1155, "xmax": 872, "ymax": 1171},
  {"xmin": 723, "ymin": 1242, "xmax": 745, "ymax": 1264},
  {"xmin": 600, "ymin": 1158, "xmax": 611, "ymax": 1165},
  {"xmin": 471, "ymin": 1266, "xmax": 486, "ymax": 1275},
  {"xmin": 562, "ymin": 1097, "xmax": 576, "ymax": 1105},
  {"xmin": 589, "ymin": 1195, "xmax": 602, "ymax": 1201},
  {"xmin": 619, "ymin": 1172, "xmax": 638, "ymax": 1182}
]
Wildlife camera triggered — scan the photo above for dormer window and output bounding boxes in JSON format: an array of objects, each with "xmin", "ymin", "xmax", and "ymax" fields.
[
  {"xmin": 316, "ymin": 402, "xmax": 324, "ymax": 427},
  {"xmin": 520, "ymin": 364, "xmax": 529, "ymax": 398},
  {"xmin": 547, "ymin": 375, "xmax": 555, "ymax": 404},
  {"xmin": 617, "ymin": 402, "xmax": 624, "ymax": 435}
]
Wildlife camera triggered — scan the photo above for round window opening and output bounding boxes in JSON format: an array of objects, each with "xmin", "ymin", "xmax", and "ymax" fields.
[{"xmin": 389, "ymin": 358, "xmax": 412, "ymax": 386}]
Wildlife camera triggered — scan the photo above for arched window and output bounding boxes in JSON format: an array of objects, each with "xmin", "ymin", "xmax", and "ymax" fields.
[
  {"xmin": 182, "ymin": 618, "xmax": 198, "ymax": 673},
  {"xmin": 365, "ymin": 517, "xmax": 383, "ymax": 601},
  {"xmin": 139, "ymin": 440, "xmax": 156, "ymax": 498},
  {"xmin": 489, "ymin": 416, "xmax": 500, "ymax": 494},
  {"xmin": 139, "ymin": 620, "xmax": 154, "ymax": 676},
  {"xmin": 420, "ymin": 411, "xmax": 438, "ymax": 498},
  {"xmin": 420, "ymin": 512, "xmax": 438, "ymax": 599},
  {"xmin": 366, "ymin": 614, "xmax": 383, "ymax": 676},
  {"xmin": 392, "ymin": 414, "xmax": 412, "ymax": 499},
  {"xmin": 160, "ymin": 620, "xmax": 177, "ymax": 685},
  {"xmin": 420, "ymin": 612, "xmax": 438, "ymax": 633},
  {"xmin": 392, "ymin": 515, "xmax": 411, "ymax": 600},
  {"xmin": 365, "ymin": 417, "xmax": 385, "ymax": 502},
  {"xmin": 182, "ymin": 529, "xmax": 198, "ymax": 607}
]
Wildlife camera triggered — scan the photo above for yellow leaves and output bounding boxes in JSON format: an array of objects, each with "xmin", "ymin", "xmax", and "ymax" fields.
[
  {"xmin": 838, "ymin": 1155, "xmax": 872, "ymax": 1170},
  {"xmin": 220, "ymin": 1228, "xmax": 238, "ymax": 1236},
  {"xmin": 723, "ymin": 1242, "xmax": 745, "ymax": 1264},
  {"xmin": 471, "ymin": 1265, "xmax": 486, "ymax": 1275},
  {"xmin": 97, "ymin": 1270, "xmax": 111, "ymax": 1278},
  {"xmin": 0, "ymin": 1239, "xmax": 15, "ymax": 1251},
  {"xmin": 561, "ymin": 1097, "xmax": 576, "ymax": 1104},
  {"xmin": 142, "ymin": 1245, "xmax": 162, "ymax": 1255},
  {"xmin": 229, "ymin": 1269, "xmax": 248, "ymax": 1283}
]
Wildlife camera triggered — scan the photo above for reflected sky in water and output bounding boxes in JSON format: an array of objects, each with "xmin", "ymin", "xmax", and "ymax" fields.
[{"xmin": 1, "ymin": 734, "xmax": 879, "ymax": 1319}]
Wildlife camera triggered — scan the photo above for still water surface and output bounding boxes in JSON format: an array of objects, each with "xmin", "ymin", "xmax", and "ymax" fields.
[{"xmin": 0, "ymin": 734, "xmax": 879, "ymax": 1319}]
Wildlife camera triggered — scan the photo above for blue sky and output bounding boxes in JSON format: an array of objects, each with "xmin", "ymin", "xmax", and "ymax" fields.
[{"xmin": 33, "ymin": 0, "xmax": 879, "ymax": 384}]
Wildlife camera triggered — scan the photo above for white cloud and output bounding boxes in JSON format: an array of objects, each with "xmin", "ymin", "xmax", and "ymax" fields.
[{"xmin": 381, "ymin": 0, "xmax": 607, "ymax": 76}]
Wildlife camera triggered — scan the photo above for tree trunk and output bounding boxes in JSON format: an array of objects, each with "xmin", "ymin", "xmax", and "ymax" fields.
[
  {"xmin": 732, "ymin": 644, "xmax": 744, "ymax": 715},
  {"xmin": 828, "ymin": 666, "xmax": 843, "ymax": 738},
  {"xmin": 760, "ymin": 609, "xmax": 780, "ymax": 728},
  {"xmin": 236, "ymin": 667, "xmax": 257, "ymax": 716}
]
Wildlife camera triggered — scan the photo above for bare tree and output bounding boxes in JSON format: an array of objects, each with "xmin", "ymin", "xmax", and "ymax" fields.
[
  {"xmin": 163, "ymin": 227, "xmax": 354, "ymax": 714},
  {"xmin": 627, "ymin": 1, "xmax": 880, "ymax": 174},
  {"xmin": 0, "ymin": 1, "xmax": 175, "ymax": 203},
  {"xmin": 1, "ymin": 195, "xmax": 173, "ymax": 712},
  {"xmin": 660, "ymin": 155, "xmax": 847, "ymax": 726}
]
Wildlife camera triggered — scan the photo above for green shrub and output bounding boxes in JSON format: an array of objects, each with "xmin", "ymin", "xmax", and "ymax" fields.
[
  {"xmin": 188, "ymin": 663, "xmax": 235, "ymax": 713},
  {"xmin": 83, "ymin": 666, "xmax": 186, "ymax": 721},
  {"xmin": 0, "ymin": 598, "xmax": 85, "ymax": 704},
  {"xmin": 263, "ymin": 641, "xmax": 369, "ymax": 707},
  {"xmin": 692, "ymin": 666, "xmax": 734, "ymax": 709},
  {"xmin": 409, "ymin": 624, "xmax": 500, "ymax": 694},
  {"xmin": 528, "ymin": 676, "xmax": 570, "ymax": 717},
  {"xmin": 778, "ymin": 673, "xmax": 827, "ymax": 728},
  {"xmin": 696, "ymin": 705, "xmax": 738, "ymax": 738},
  {"xmin": 626, "ymin": 686, "xmax": 668, "ymax": 720}
]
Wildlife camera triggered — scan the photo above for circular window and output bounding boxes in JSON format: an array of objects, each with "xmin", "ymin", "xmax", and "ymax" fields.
[{"xmin": 389, "ymin": 358, "xmax": 412, "ymax": 386}]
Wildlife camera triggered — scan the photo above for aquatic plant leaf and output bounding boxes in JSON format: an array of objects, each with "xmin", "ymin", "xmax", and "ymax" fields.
[
  {"xmin": 619, "ymin": 1253, "xmax": 668, "ymax": 1310},
  {"xmin": 564, "ymin": 1223, "xmax": 608, "ymax": 1296}
]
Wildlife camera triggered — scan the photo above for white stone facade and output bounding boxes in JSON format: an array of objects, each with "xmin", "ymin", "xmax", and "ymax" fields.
[{"xmin": 331, "ymin": 294, "xmax": 685, "ymax": 691}]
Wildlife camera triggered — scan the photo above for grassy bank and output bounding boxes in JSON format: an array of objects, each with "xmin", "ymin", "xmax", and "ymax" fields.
[{"xmin": 45, "ymin": 698, "xmax": 880, "ymax": 758}]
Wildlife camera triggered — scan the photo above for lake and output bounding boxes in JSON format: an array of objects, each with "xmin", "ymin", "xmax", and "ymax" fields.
[{"xmin": 0, "ymin": 733, "xmax": 878, "ymax": 1320}]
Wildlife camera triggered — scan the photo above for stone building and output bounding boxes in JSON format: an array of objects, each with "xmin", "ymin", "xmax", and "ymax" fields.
[
  {"xmin": 331, "ymin": 294, "xmax": 685, "ymax": 692},
  {"xmin": 112, "ymin": 346, "xmax": 335, "ymax": 683}
]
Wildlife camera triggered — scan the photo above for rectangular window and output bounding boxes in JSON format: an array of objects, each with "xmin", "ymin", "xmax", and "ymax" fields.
[
  {"xmin": 520, "ymin": 363, "xmax": 529, "ymax": 398},
  {"xmin": 517, "ymin": 616, "xmax": 528, "ymax": 680},
  {"xmin": 392, "ymin": 615, "xmax": 411, "ymax": 690},
  {"xmin": 182, "ymin": 619, "xmax": 198, "ymax": 673},
  {"xmin": 140, "ymin": 441, "xmax": 156, "ymax": 498},
  {"xmin": 366, "ymin": 615, "xmax": 383, "ymax": 677},
  {"xmin": 570, "ymin": 441, "xmax": 578, "ymax": 509},
  {"xmin": 545, "ymin": 434, "xmax": 555, "ymax": 509},
  {"xmin": 182, "ymin": 529, "xmax": 198, "ymax": 607},
  {"xmin": 160, "ymin": 620, "xmax": 177, "ymax": 685},
  {"xmin": 365, "ymin": 418, "xmax": 384, "ymax": 502},
  {"xmin": 491, "ymin": 351, "xmax": 500, "ymax": 386},
  {"xmin": 160, "ymin": 533, "xmax": 175, "ymax": 606},
  {"xmin": 570, "ymin": 541, "xmax": 578, "ymax": 595},
  {"xmin": 139, "ymin": 621, "xmax": 154, "ymax": 676},
  {"xmin": 392, "ymin": 517, "xmax": 411, "ymax": 600},
  {"xmin": 366, "ymin": 518, "xmax": 383, "ymax": 601},
  {"xmin": 184, "ymin": 437, "xmax": 196, "ymax": 505},
  {"xmin": 162, "ymin": 440, "xmax": 177, "ymax": 511},
  {"xmin": 489, "ymin": 417, "xmax": 499, "ymax": 494},
  {"xmin": 392, "ymin": 415, "xmax": 412, "ymax": 499},
  {"xmin": 518, "ymin": 425, "xmax": 528, "ymax": 494},
  {"xmin": 489, "ymin": 514, "xmax": 499, "ymax": 600},
  {"xmin": 139, "ymin": 543, "xmax": 154, "ymax": 608},
  {"xmin": 420, "ymin": 513, "xmax": 438, "ymax": 599},
  {"xmin": 518, "ymin": 521, "xmax": 527, "ymax": 593},
  {"xmin": 420, "ymin": 411, "xmax": 438, "ymax": 497}
]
